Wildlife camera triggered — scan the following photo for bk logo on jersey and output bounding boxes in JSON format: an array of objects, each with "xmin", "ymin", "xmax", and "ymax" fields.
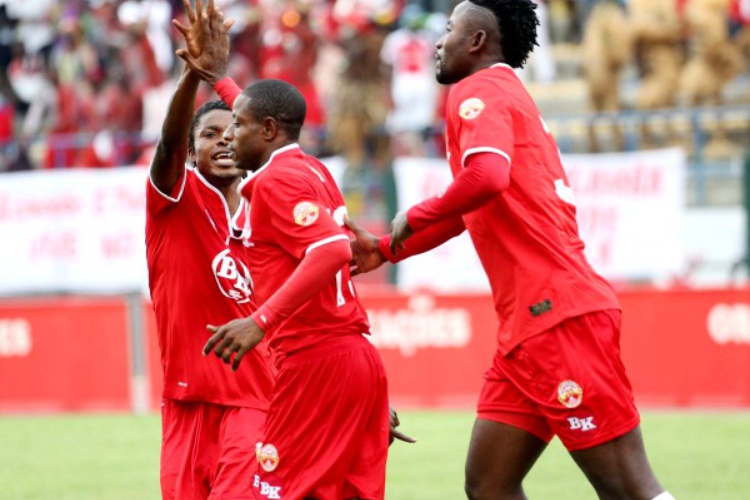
[
  {"xmin": 557, "ymin": 380, "xmax": 583, "ymax": 408},
  {"xmin": 459, "ymin": 97, "xmax": 485, "ymax": 119},
  {"xmin": 211, "ymin": 249, "xmax": 253, "ymax": 303}
]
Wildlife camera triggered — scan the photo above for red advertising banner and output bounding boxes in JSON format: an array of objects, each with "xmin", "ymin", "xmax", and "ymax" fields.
[
  {"xmin": 1, "ymin": 288, "xmax": 748, "ymax": 413},
  {"xmin": 0, "ymin": 297, "xmax": 131, "ymax": 412},
  {"xmin": 619, "ymin": 288, "xmax": 750, "ymax": 407}
]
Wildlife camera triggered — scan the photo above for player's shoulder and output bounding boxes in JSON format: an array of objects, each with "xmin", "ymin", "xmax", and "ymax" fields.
[{"xmin": 257, "ymin": 157, "xmax": 318, "ymax": 194}]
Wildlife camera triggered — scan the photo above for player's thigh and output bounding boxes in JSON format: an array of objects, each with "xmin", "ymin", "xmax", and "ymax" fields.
[
  {"xmin": 467, "ymin": 418, "xmax": 548, "ymax": 495},
  {"xmin": 161, "ymin": 399, "xmax": 221, "ymax": 500},
  {"xmin": 342, "ymin": 349, "xmax": 390, "ymax": 500},
  {"xmin": 569, "ymin": 425, "xmax": 663, "ymax": 499},
  {"xmin": 508, "ymin": 310, "xmax": 640, "ymax": 452},
  {"xmin": 210, "ymin": 407, "xmax": 266, "ymax": 500},
  {"xmin": 254, "ymin": 336, "xmax": 388, "ymax": 500},
  {"xmin": 467, "ymin": 370, "xmax": 551, "ymax": 495}
]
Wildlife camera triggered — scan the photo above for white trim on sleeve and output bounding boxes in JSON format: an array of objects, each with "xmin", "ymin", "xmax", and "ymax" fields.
[
  {"xmin": 148, "ymin": 165, "xmax": 188, "ymax": 202},
  {"xmin": 461, "ymin": 147, "xmax": 511, "ymax": 168},
  {"xmin": 305, "ymin": 234, "xmax": 349, "ymax": 255}
]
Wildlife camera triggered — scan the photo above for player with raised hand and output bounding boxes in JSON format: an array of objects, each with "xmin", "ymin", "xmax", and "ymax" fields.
[
  {"xmin": 348, "ymin": 0, "xmax": 675, "ymax": 499},
  {"xmin": 173, "ymin": 2, "xmax": 410, "ymax": 498},
  {"xmin": 147, "ymin": 0, "xmax": 273, "ymax": 498}
]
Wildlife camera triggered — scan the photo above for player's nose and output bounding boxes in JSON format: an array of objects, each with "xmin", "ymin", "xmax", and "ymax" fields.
[{"xmin": 223, "ymin": 125, "xmax": 235, "ymax": 143}]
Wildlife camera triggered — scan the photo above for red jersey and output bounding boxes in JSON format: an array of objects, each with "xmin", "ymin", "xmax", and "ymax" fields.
[
  {"xmin": 146, "ymin": 168, "xmax": 274, "ymax": 408},
  {"xmin": 238, "ymin": 144, "xmax": 370, "ymax": 355},
  {"xmin": 444, "ymin": 64, "xmax": 619, "ymax": 353}
]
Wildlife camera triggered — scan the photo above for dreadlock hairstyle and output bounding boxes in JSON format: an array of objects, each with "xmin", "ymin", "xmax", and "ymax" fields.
[
  {"xmin": 188, "ymin": 100, "xmax": 231, "ymax": 155},
  {"xmin": 468, "ymin": 0, "xmax": 539, "ymax": 69}
]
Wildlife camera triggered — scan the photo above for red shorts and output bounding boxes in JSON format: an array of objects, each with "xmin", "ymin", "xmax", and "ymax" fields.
[
  {"xmin": 252, "ymin": 335, "xmax": 389, "ymax": 500},
  {"xmin": 161, "ymin": 399, "xmax": 266, "ymax": 500},
  {"xmin": 477, "ymin": 309, "xmax": 640, "ymax": 451}
]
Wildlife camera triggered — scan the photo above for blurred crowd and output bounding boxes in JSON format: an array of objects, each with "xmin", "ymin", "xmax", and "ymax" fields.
[{"xmin": 0, "ymin": 0, "xmax": 749, "ymax": 174}]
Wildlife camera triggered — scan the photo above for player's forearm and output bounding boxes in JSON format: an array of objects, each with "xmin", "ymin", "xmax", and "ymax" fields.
[
  {"xmin": 251, "ymin": 239, "xmax": 351, "ymax": 332},
  {"xmin": 150, "ymin": 68, "xmax": 201, "ymax": 190},
  {"xmin": 156, "ymin": 67, "xmax": 201, "ymax": 149},
  {"xmin": 407, "ymin": 152, "xmax": 510, "ymax": 232},
  {"xmin": 378, "ymin": 215, "xmax": 465, "ymax": 263}
]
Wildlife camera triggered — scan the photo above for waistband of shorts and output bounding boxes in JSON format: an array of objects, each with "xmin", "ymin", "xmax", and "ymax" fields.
[{"xmin": 284, "ymin": 334, "xmax": 369, "ymax": 363}]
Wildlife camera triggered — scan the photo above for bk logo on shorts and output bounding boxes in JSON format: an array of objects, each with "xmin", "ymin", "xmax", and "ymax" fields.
[
  {"xmin": 256, "ymin": 442, "xmax": 280, "ymax": 472},
  {"xmin": 211, "ymin": 249, "xmax": 253, "ymax": 303},
  {"xmin": 557, "ymin": 380, "xmax": 583, "ymax": 408}
]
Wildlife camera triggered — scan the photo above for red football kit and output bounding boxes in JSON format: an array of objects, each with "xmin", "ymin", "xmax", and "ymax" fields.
[
  {"xmin": 382, "ymin": 64, "xmax": 638, "ymax": 450},
  {"xmin": 237, "ymin": 144, "xmax": 389, "ymax": 500},
  {"xmin": 146, "ymin": 168, "xmax": 274, "ymax": 498}
]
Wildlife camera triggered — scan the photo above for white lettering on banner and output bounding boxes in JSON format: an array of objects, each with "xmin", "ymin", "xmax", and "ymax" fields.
[
  {"xmin": 568, "ymin": 416, "xmax": 597, "ymax": 431},
  {"xmin": 0, "ymin": 319, "xmax": 32, "ymax": 357},
  {"xmin": 367, "ymin": 295, "xmax": 471, "ymax": 356},
  {"xmin": 707, "ymin": 303, "xmax": 750, "ymax": 344}
]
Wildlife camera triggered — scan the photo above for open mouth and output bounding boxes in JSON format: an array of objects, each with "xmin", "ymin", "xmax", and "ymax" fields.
[{"xmin": 212, "ymin": 150, "xmax": 235, "ymax": 166}]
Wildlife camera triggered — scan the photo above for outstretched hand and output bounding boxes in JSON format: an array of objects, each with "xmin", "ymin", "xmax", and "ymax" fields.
[
  {"xmin": 345, "ymin": 216, "xmax": 386, "ymax": 276},
  {"xmin": 389, "ymin": 211, "xmax": 413, "ymax": 255},
  {"xmin": 389, "ymin": 407, "xmax": 417, "ymax": 446},
  {"xmin": 173, "ymin": 0, "xmax": 234, "ymax": 85},
  {"xmin": 204, "ymin": 317, "xmax": 265, "ymax": 371}
]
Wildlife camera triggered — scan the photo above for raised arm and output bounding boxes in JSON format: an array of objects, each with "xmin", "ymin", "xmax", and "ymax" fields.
[
  {"xmin": 149, "ymin": 0, "xmax": 211, "ymax": 193},
  {"xmin": 149, "ymin": 66, "xmax": 201, "ymax": 194}
]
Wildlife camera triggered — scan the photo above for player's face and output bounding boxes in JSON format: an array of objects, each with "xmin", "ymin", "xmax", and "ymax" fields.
[
  {"xmin": 191, "ymin": 109, "xmax": 243, "ymax": 183},
  {"xmin": 224, "ymin": 95, "xmax": 267, "ymax": 172},
  {"xmin": 435, "ymin": 1, "xmax": 475, "ymax": 84}
]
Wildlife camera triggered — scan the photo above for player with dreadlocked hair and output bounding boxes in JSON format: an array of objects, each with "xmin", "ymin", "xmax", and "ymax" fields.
[{"xmin": 348, "ymin": 0, "xmax": 676, "ymax": 498}]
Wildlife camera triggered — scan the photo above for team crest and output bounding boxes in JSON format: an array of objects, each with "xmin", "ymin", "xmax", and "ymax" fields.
[
  {"xmin": 293, "ymin": 201, "xmax": 319, "ymax": 226},
  {"xmin": 256, "ymin": 442, "xmax": 280, "ymax": 472},
  {"xmin": 459, "ymin": 97, "xmax": 485, "ymax": 119},
  {"xmin": 557, "ymin": 380, "xmax": 583, "ymax": 408}
]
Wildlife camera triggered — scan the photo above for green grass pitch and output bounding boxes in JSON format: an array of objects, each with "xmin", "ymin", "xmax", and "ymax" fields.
[{"xmin": 0, "ymin": 410, "xmax": 748, "ymax": 499}]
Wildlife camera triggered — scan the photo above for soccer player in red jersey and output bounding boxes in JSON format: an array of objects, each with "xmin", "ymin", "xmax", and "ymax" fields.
[
  {"xmin": 174, "ymin": 6, "xmax": 397, "ymax": 498},
  {"xmin": 348, "ymin": 1, "xmax": 676, "ymax": 499},
  {"xmin": 146, "ymin": 2, "xmax": 273, "ymax": 498}
]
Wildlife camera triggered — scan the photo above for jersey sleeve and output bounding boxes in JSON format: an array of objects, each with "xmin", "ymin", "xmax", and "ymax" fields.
[
  {"xmin": 259, "ymin": 172, "xmax": 347, "ymax": 260},
  {"xmin": 146, "ymin": 167, "xmax": 188, "ymax": 216},
  {"xmin": 450, "ymin": 77, "xmax": 515, "ymax": 167}
]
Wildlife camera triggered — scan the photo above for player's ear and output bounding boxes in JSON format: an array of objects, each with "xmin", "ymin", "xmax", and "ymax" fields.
[
  {"xmin": 262, "ymin": 116, "xmax": 279, "ymax": 141},
  {"xmin": 469, "ymin": 30, "xmax": 487, "ymax": 53},
  {"xmin": 188, "ymin": 148, "xmax": 197, "ymax": 166}
]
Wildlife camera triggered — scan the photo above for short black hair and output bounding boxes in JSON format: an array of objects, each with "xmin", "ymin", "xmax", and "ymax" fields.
[
  {"xmin": 242, "ymin": 79, "xmax": 306, "ymax": 141},
  {"xmin": 189, "ymin": 99, "xmax": 230, "ymax": 153},
  {"xmin": 468, "ymin": 0, "xmax": 539, "ymax": 69}
]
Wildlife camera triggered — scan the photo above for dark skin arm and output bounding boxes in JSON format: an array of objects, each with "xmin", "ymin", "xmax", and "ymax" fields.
[
  {"xmin": 149, "ymin": 66, "xmax": 200, "ymax": 194},
  {"xmin": 150, "ymin": 0, "xmax": 212, "ymax": 194}
]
